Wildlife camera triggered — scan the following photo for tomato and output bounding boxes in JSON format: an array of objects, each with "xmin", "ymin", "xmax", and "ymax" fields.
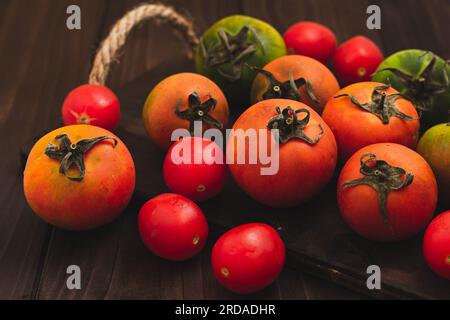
[
  {"xmin": 227, "ymin": 99, "xmax": 337, "ymax": 208},
  {"xmin": 138, "ymin": 193, "xmax": 208, "ymax": 261},
  {"xmin": 417, "ymin": 123, "xmax": 450, "ymax": 207},
  {"xmin": 423, "ymin": 210, "xmax": 450, "ymax": 280},
  {"xmin": 62, "ymin": 84, "xmax": 120, "ymax": 131},
  {"xmin": 338, "ymin": 143, "xmax": 437, "ymax": 242},
  {"xmin": 142, "ymin": 73, "xmax": 229, "ymax": 150},
  {"xmin": 195, "ymin": 15, "xmax": 286, "ymax": 103},
  {"xmin": 164, "ymin": 137, "xmax": 227, "ymax": 202},
  {"xmin": 322, "ymin": 82, "xmax": 419, "ymax": 162},
  {"xmin": 333, "ymin": 36, "xmax": 384, "ymax": 85},
  {"xmin": 211, "ymin": 223, "xmax": 285, "ymax": 294},
  {"xmin": 23, "ymin": 125, "xmax": 135, "ymax": 230},
  {"xmin": 251, "ymin": 55, "xmax": 339, "ymax": 113},
  {"xmin": 283, "ymin": 21, "xmax": 337, "ymax": 64},
  {"xmin": 373, "ymin": 50, "xmax": 450, "ymax": 131}
]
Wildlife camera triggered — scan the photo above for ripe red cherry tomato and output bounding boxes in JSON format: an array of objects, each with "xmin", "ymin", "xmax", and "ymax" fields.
[
  {"xmin": 284, "ymin": 21, "xmax": 337, "ymax": 64},
  {"xmin": 62, "ymin": 84, "xmax": 120, "ymax": 131},
  {"xmin": 423, "ymin": 210, "xmax": 450, "ymax": 280},
  {"xmin": 333, "ymin": 36, "xmax": 384, "ymax": 85},
  {"xmin": 211, "ymin": 223, "xmax": 285, "ymax": 294},
  {"xmin": 138, "ymin": 193, "xmax": 208, "ymax": 261},
  {"xmin": 164, "ymin": 137, "xmax": 227, "ymax": 202}
]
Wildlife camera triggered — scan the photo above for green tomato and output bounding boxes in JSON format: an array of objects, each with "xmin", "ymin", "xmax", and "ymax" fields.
[
  {"xmin": 195, "ymin": 15, "xmax": 287, "ymax": 105},
  {"xmin": 417, "ymin": 123, "xmax": 450, "ymax": 207},
  {"xmin": 372, "ymin": 50, "xmax": 450, "ymax": 131}
]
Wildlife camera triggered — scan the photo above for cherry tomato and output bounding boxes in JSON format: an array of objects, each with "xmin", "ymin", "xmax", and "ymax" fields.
[
  {"xmin": 423, "ymin": 210, "xmax": 450, "ymax": 280},
  {"xmin": 164, "ymin": 137, "xmax": 227, "ymax": 202},
  {"xmin": 62, "ymin": 84, "xmax": 120, "ymax": 131},
  {"xmin": 333, "ymin": 36, "xmax": 384, "ymax": 85},
  {"xmin": 283, "ymin": 21, "xmax": 337, "ymax": 64},
  {"xmin": 211, "ymin": 223, "xmax": 285, "ymax": 294},
  {"xmin": 138, "ymin": 193, "xmax": 208, "ymax": 261}
]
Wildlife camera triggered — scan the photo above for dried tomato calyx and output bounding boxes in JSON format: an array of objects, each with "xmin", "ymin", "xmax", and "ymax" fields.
[
  {"xmin": 200, "ymin": 25, "xmax": 265, "ymax": 81},
  {"xmin": 175, "ymin": 92, "xmax": 223, "ymax": 135},
  {"xmin": 44, "ymin": 134, "xmax": 117, "ymax": 182},
  {"xmin": 253, "ymin": 67, "xmax": 319, "ymax": 103},
  {"xmin": 334, "ymin": 84, "xmax": 417, "ymax": 125},
  {"xmin": 267, "ymin": 106, "xmax": 324, "ymax": 144},
  {"xmin": 340, "ymin": 153, "xmax": 414, "ymax": 228},
  {"xmin": 377, "ymin": 53, "xmax": 450, "ymax": 112}
]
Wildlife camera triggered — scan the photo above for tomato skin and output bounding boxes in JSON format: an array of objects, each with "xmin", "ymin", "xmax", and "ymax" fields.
[
  {"xmin": 333, "ymin": 36, "xmax": 384, "ymax": 85},
  {"xmin": 322, "ymin": 82, "xmax": 419, "ymax": 162},
  {"xmin": 283, "ymin": 21, "xmax": 337, "ymax": 64},
  {"xmin": 138, "ymin": 194, "xmax": 208, "ymax": 261},
  {"xmin": 251, "ymin": 55, "xmax": 339, "ymax": 113},
  {"xmin": 211, "ymin": 223, "xmax": 285, "ymax": 294},
  {"xmin": 142, "ymin": 73, "xmax": 229, "ymax": 150},
  {"xmin": 23, "ymin": 125, "xmax": 135, "ymax": 230},
  {"xmin": 423, "ymin": 211, "xmax": 450, "ymax": 280},
  {"xmin": 338, "ymin": 143, "xmax": 437, "ymax": 242},
  {"xmin": 62, "ymin": 84, "xmax": 120, "ymax": 131},
  {"xmin": 417, "ymin": 124, "xmax": 450, "ymax": 207},
  {"xmin": 163, "ymin": 137, "xmax": 227, "ymax": 202},
  {"xmin": 228, "ymin": 99, "xmax": 337, "ymax": 208}
]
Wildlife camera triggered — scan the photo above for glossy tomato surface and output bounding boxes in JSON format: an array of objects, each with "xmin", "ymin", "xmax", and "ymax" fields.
[
  {"xmin": 138, "ymin": 194, "xmax": 208, "ymax": 261},
  {"xmin": 251, "ymin": 55, "xmax": 339, "ymax": 113},
  {"xmin": 211, "ymin": 223, "xmax": 285, "ymax": 294},
  {"xmin": 423, "ymin": 210, "xmax": 450, "ymax": 280},
  {"xmin": 322, "ymin": 82, "xmax": 419, "ymax": 162},
  {"xmin": 338, "ymin": 143, "xmax": 437, "ymax": 242},
  {"xmin": 24, "ymin": 125, "xmax": 135, "ymax": 230},
  {"xmin": 62, "ymin": 84, "xmax": 120, "ymax": 131},
  {"xmin": 164, "ymin": 137, "xmax": 227, "ymax": 202},
  {"xmin": 333, "ymin": 36, "xmax": 383, "ymax": 85},
  {"xmin": 417, "ymin": 123, "xmax": 450, "ymax": 207},
  {"xmin": 283, "ymin": 21, "xmax": 337, "ymax": 64},
  {"xmin": 228, "ymin": 99, "xmax": 337, "ymax": 208},
  {"xmin": 143, "ymin": 73, "xmax": 229, "ymax": 150}
]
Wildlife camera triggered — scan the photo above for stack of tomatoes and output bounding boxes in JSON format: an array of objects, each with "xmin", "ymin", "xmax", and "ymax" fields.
[{"xmin": 23, "ymin": 14, "xmax": 450, "ymax": 297}]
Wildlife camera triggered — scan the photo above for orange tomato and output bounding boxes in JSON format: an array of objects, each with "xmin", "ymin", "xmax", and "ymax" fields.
[
  {"xmin": 24, "ymin": 125, "xmax": 135, "ymax": 230},
  {"xmin": 143, "ymin": 73, "xmax": 229, "ymax": 150}
]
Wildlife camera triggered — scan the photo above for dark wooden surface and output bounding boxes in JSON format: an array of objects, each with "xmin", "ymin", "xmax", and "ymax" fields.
[{"xmin": 1, "ymin": 0, "xmax": 449, "ymax": 300}]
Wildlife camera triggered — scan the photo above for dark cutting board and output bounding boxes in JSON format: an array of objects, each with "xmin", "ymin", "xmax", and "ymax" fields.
[{"xmin": 21, "ymin": 56, "xmax": 450, "ymax": 300}]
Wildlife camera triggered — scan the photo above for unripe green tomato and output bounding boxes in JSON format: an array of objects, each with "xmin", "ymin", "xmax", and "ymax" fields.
[{"xmin": 195, "ymin": 15, "xmax": 286, "ymax": 105}]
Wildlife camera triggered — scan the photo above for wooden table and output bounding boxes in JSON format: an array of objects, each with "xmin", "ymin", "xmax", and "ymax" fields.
[{"xmin": 0, "ymin": 0, "xmax": 448, "ymax": 300}]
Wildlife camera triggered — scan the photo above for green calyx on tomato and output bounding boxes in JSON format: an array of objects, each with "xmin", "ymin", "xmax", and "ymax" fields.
[
  {"xmin": 199, "ymin": 25, "xmax": 265, "ymax": 81},
  {"xmin": 45, "ymin": 134, "xmax": 118, "ymax": 182},
  {"xmin": 334, "ymin": 84, "xmax": 417, "ymax": 125},
  {"xmin": 340, "ymin": 153, "xmax": 414, "ymax": 229},
  {"xmin": 252, "ymin": 67, "xmax": 319, "ymax": 103},
  {"xmin": 175, "ymin": 92, "xmax": 223, "ymax": 134},
  {"xmin": 267, "ymin": 106, "xmax": 324, "ymax": 144}
]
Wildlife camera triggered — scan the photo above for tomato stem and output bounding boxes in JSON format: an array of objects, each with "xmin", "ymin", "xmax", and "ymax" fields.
[
  {"xmin": 340, "ymin": 153, "xmax": 414, "ymax": 229},
  {"xmin": 267, "ymin": 106, "xmax": 323, "ymax": 144},
  {"xmin": 44, "ymin": 134, "xmax": 117, "ymax": 182}
]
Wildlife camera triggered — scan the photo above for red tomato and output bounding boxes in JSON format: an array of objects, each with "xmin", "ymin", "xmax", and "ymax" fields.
[
  {"xmin": 211, "ymin": 223, "xmax": 285, "ymax": 294},
  {"xmin": 24, "ymin": 125, "xmax": 135, "ymax": 230},
  {"xmin": 62, "ymin": 84, "xmax": 120, "ymax": 131},
  {"xmin": 228, "ymin": 99, "xmax": 337, "ymax": 208},
  {"xmin": 423, "ymin": 210, "xmax": 450, "ymax": 280},
  {"xmin": 164, "ymin": 137, "xmax": 227, "ymax": 202},
  {"xmin": 138, "ymin": 193, "xmax": 208, "ymax": 261},
  {"xmin": 283, "ymin": 21, "xmax": 337, "ymax": 64},
  {"xmin": 338, "ymin": 143, "xmax": 437, "ymax": 242},
  {"xmin": 322, "ymin": 82, "xmax": 419, "ymax": 162},
  {"xmin": 333, "ymin": 36, "xmax": 384, "ymax": 85}
]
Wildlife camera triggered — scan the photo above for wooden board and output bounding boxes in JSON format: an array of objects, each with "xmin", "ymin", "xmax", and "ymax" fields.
[{"xmin": 109, "ymin": 56, "xmax": 450, "ymax": 300}]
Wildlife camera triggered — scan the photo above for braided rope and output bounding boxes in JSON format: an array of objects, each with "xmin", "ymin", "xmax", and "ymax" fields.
[{"xmin": 88, "ymin": 3, "xmax": 199, "ymax": 85}]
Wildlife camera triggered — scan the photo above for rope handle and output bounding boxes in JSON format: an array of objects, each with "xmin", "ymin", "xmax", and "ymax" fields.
[{"xmin": 88, "ymin": 3, "xmax": 199, "ymax": 85}]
